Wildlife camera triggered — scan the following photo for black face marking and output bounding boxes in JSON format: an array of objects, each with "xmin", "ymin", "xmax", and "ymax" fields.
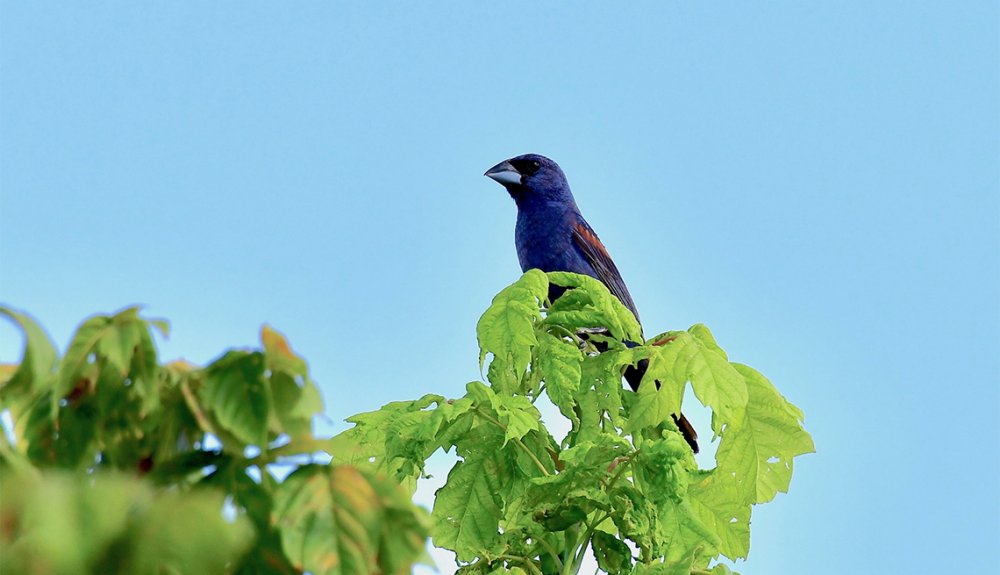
[{"xmin": 510, "ymin": 158, "xmax": 542, "ymax": 176}]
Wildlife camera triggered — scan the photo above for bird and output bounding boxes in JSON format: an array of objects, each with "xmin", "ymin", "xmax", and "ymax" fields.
[{"xmin": 485, "ymin": 153, "xmax": 699, "ymax": 453}]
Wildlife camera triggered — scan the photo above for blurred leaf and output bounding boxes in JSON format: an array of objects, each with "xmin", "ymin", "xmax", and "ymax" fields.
[
  {"xmin": 0, "ymin": 472, "xmax": 251, "ymax": 575},
  {"xmin": 261, "ymin": 324, "xmax": 308, "ymax": 377},
  {"xmin": 128, "ymin": 319, "xmax": 161, "ymax": 413},
  {"xmin": 273, "ymin": 464, "xmax": 428, "ymax": 575},
  {"xmin": 127, "ymin": 488, "xmax": 253, "ymax": 574},
  {"xmin": 0, "ymin": 306, "xmax": 57, "ymax": 407},
  {"xmin": 53, "ymin": 315, "xmax": 113, "ymax": 416},
  {"xmin": 95, "ymin": 320, "xmax": 136, "ymax": 378},
  {"xmin": 148, "ymin": 318, "xmax": 170, "ymax": 338},
  {"xmin": 200, "ymin": 351, "xmax": 271, "ymax": 447}
]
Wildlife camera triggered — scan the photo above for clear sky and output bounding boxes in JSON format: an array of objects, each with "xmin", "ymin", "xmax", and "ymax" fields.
[{"xmin": 2, "ymin": 2, "xmax": 998, "ymax": 573}]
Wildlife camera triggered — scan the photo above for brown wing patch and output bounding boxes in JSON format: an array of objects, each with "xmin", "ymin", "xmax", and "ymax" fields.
[
  {"xmin": 574, "ymin": 222, "xmax": 611, "ymax": 259},
  {"xmin": 571, "ymin": 220, "xmax": 641, "ymax": 324}
]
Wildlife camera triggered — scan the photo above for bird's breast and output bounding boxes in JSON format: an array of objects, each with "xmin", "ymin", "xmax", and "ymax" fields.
[{"xmin": 514, "ymin": 209, "xmax": 593, "ymax": 276}]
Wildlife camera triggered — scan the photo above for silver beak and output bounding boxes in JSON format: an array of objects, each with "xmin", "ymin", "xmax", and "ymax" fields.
[{"xmin": 484, "ymin": 160, "xmax": 522, "ymax": 186}]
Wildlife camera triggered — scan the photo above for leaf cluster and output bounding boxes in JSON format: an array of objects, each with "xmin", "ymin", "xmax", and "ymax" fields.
[
  {"xmin": 0, "ymin": 307, "xmax": 429, "ymax": 575},
  {"xmin": 1, "ymin": 270, "xmax": 813, "ymax": 575},
  {"xmin": 330, "ymin": 271, "xmax": 814, "ymax": 574}
]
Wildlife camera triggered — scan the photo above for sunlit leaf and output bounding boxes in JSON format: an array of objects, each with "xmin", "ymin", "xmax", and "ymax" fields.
[
  {"xmin": 715, "ymin": 364, "xmax": 815, "ymax": 504},
  {"xmin": 477, "ymin": 270, "xmax": 548, "ymax": 385},
  {"xmin": 536, "ymin": 332, "xmax": 582, "ymax": 426}
]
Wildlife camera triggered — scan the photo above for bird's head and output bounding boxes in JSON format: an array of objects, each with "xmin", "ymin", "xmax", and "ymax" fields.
[{"xmin": 484, "ymin": 153, "xmax": 574, "ymax": 205}]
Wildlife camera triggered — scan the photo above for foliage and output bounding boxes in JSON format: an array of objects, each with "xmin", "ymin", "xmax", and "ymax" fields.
[
  {"xmin": 331, "ymin": 270, "xmax": 814, "ymax": 574},
  {"xmin": 0, "ymin": 307, "xmax": 429, "ymax": 575},
  {"xmin": 1, "ymin": 271, "xmax": 812, "ymax": 575}
]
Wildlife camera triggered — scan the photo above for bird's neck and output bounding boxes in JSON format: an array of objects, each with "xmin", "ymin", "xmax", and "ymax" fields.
[
  {"xmin": 514, "ymin": 198, "xmax": 577, "ymax": 231},
  {"xmin": 512, "ymin": 191, "xmax": 578, "ymax": 214}
]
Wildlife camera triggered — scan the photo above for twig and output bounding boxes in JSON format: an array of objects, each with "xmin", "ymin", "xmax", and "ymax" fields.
[
  {"xmin": 473, "ymin": 407, "xmax": 550, "ymax": 476},
  {"xmin": 498, "ymin": 555, "xmax": 544, "ymax": 575}
]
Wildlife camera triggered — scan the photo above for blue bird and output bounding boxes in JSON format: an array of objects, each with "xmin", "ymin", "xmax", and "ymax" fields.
[{"xmin": 486, "ymin": 153, "xmax": 699, "ymax": 453}]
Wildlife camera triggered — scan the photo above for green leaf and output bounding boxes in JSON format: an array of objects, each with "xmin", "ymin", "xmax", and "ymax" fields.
[
  {"xmin": 585, "ymin": 348, "xmax": 640, "ymax": 429},
  {"xmin": 476, "ymin": 270, "xmax": 548, "ymax": 385},
  {"xmin": 53, "ymin": 315, "xmax": 114, "ymax": 415},
  {"xmin": 261, "ymin": 324, "xmax": 309, "ymax": 377},
  {"xmin": 367, "ymin": 468, "xmax": 435, "ymax": 574},
  {"xmin": 591, "ymin": 531, "xmax": 632, "ymax": 575},
  {"xmin": 681, "ymin": 328, "xmax": 748, "ymax": 433},
  {"xmin": 96, "ymin": 320, "xmax": 136, "ymax": 378},
  {"xmin": 536, "ymin": 332, "xmax": 582, "ymax": 427},
  {"xmin": 641, "ymin": 332, "xmax": 748, "ymax": 435},
  {"xmin": 715, "ymin": 364, "xmax": 815, "ymax": 504},
  {"xmin": 274, "ymin": 464, "xmax": 429, "ymax": 575},
  {"xmin": 523, "ymin": 436, "xmax": 628, "ymax": 534},
  {"xmin": 200, "ymin": 351, "xmax": 271, "ymax": 447},
  {"xmin": 687, "ymin": 323, "xmax": 727, "ymax": 358},
  {"xmin": 495, "ymin": 393, "xmax": 542, "ymax": 445},
  {"xmin": 0, "ymin": 307, "xmax": 57, "ymax": 419},
  {"xmin": 631, "ymin": 556, "xmax": 696, "ymax": 575},
  {"xmin": 534, "ymin": 501, "xmax": 588, "ymax": 531},
  {"xmin": 546, "ymin": 271, "xmax": 643, "ymax": 342},
  {"xmin": 129, "ymin": 486, "xmax": 254, "ymax": 574},
  {"xmin": 687, "ymin": 470, "xmax": 751, "ymax": 560},
  {"xmin": 431, "ymin": 452, "xmax": 507, "ymax": 561},
  {"xmin": 271, "ymin": 372, "xmax": 323, "ymax": 437},
  {"xmin": 127, "ymin": 320, "xmax": 160, "ymax": 413},
  {"xmin": 330, "ymin": 394, "xmax": 460, "ymax": 488},
  {"xmin": 0, "ymin": 472, "xmax": 138, "ymax": 574},
  {"xmin": 635, "ymin": 435, "xmax": 690, "ymax": 504},
  {"xmin": 0, "ymin": 472, "xmax": 252, "ymax": 575},
  {"xmin": 654, "ymin": 497, "xmax": 720, "ymax": 563},
  {"xmin": 148, "ymin": 318, "xmax": 171, "ymax": 338},
  {"xmin": 625, "ymin": 375, "xmax": 682, "ymax": 434}
]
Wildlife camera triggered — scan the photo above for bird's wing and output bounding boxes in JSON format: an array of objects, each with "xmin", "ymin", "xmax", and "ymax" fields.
[{"xmin": 571, "ymin": 219, "xmax": 641, "ymax": 324}]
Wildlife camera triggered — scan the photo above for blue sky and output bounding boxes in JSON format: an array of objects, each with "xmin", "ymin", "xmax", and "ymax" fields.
[{"xmin": 1, "ymin": 2, "xmax": 998, "ymax": 573}]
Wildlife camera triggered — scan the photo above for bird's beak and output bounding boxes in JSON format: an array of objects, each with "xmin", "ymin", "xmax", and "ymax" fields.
[{"xmin": 484, "ymin": 160, "xmax": 522, "ymax": 186}]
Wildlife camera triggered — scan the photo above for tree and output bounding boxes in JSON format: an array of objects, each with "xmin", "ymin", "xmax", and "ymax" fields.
[{"xmin": 0, "ymin": 271, "xmax": 813, "ymax": 574}]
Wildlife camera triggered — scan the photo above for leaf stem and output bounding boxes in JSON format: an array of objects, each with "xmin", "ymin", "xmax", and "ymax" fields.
[
  {"xmin": 179, "ymin": 379, "xmax": 217, "ymax": 436},
  {"xmin": 536, "ymin": 536, "xmax": 565, "ymax": 573},
  {"xmin": 569, "ymin": 511, "xmax": 612, "ymax": 574},
  {"xmin": 605, "ymin": 451, "xmax": 638, "ymax": 490},
  {"xmin": 532, "ymin": 383, "xmax": 546, "ymax": 404},
  {"xmin": 545, "ymin": 324, "xmax": 580, "ymax": 343},
  {"xmin": 473, "ymin": 407, "xmax": 550, "ymax": 476},
  {"xmin": 498, "ymin": 555, "xmax": 543, "ymax": 575}
]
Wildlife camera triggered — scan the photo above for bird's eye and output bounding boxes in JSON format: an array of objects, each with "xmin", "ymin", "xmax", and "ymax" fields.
[{"xmin": 511, "ymin": 159, "xmax": 542, "ymax": 176}]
